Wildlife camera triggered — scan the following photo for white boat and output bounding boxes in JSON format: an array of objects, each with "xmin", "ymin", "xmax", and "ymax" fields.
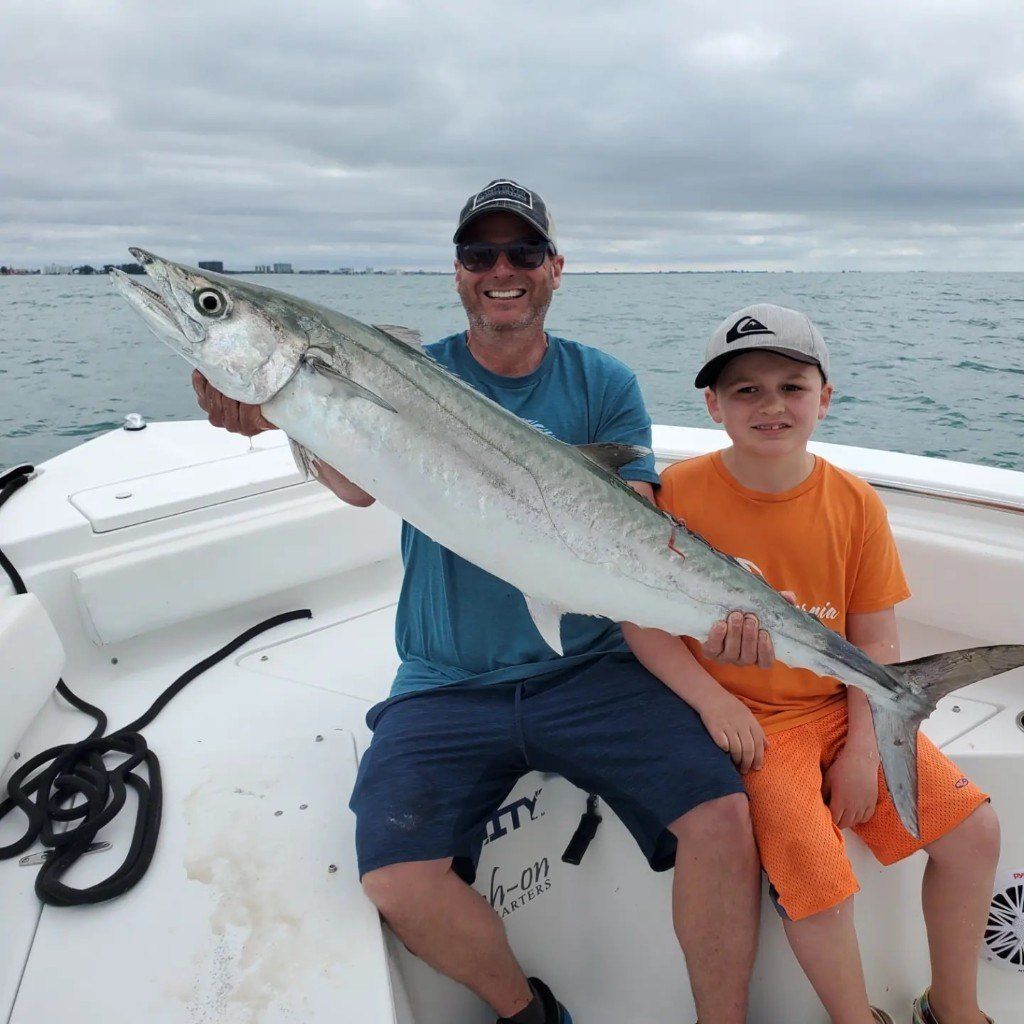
[{"xmin": 2, "ymin": 419, "xmax": 1022, "ymax": 1023}]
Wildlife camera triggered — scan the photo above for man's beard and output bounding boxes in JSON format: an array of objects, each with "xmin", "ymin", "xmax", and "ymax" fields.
[{"xmin": 465, "ymin": 295, "xmax": 552, "ymax": 333}]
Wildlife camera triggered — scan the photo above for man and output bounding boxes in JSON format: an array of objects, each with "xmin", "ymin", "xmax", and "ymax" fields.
[{"xmin": 193, "ymin": 180, "xmax": 770, "ymax": 1024}]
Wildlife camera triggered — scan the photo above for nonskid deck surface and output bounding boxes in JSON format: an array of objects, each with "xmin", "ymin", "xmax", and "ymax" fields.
[
  {"xmin": 1, "ymin": 420, "xmax": 1023, "ymax": 1022},
  {"xmin": 1, "ymin": 559, "xmax": 404, "ymax": 1024}
]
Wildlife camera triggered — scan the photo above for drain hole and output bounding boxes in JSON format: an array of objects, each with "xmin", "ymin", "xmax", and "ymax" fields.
[{"xmin": 1016, "ymin": 710, "xmax": 1024, "ymax": 733}]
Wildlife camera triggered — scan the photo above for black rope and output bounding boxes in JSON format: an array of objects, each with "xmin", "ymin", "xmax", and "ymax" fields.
[{"xmin": 0, "ymin": 462, "xmax": 312, "ymax": 904}]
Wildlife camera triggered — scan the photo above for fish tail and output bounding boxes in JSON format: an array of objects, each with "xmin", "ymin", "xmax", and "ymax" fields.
[
  {"xmin": 887, "ymin": 643, "xmax": 1024, "ymax": 703},
  {"xmin": 867, "ymin": 697, "xmax": 924, "ymax": 838},
  {"xmin": 869, "ymin": 643, "xmax": 1024, "ymax": 839}
]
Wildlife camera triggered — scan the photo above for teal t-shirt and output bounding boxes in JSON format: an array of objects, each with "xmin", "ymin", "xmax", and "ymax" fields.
[{"xmin": 391, "ymin": 331, "xmax": 660, "ymax": 697}]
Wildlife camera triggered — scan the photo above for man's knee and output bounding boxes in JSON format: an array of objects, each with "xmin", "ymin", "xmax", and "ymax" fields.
[
  {"xmin": 669, "ymin": 792, "xmax": 754, "ymax": 849},
  {"xmin": 361, "ymin": 858, "xmax": 452, "ymax": 921}
]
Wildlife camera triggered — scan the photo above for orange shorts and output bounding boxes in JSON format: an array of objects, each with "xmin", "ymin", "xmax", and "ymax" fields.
[{"xmin": 744, "ymin": 704, "xmax": 988, "ymax": 921}]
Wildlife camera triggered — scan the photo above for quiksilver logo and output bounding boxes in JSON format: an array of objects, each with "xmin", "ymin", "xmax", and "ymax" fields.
[{"xmin": 725, "ymin": 316, "xmax": 775, "ymax": 344}]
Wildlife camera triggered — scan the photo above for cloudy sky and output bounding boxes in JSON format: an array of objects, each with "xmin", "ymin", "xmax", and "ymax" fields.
[{"xmin": 2, "ymin": 0, "xmax": 1022, "ymax": 271}]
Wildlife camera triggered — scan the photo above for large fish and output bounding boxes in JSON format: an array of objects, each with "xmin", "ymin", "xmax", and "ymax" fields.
[{"xmin": 111, "ymin": 249, "xmax": 1024, "ymax": 837}]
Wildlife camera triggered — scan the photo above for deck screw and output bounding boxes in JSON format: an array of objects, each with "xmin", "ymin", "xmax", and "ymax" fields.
[
  {"xmin": 328, "ymin": 864, "xmax": 337, "ymax": 873},
  {"xmin": 12, "ymin": 752, "xmax": 20, "ymax": 760},
  {"xmin": 315, "ymin": 735, "xmax": 323, "ymax": 742},
  {"xmin": 260, "ymin": 655, "xmax": 269, "ymax": 662},
  {"xmin": 299, "ymin": 803, "xmax": 308, "ymax": 810},
  {"xmin": 951, "ymin": 705, "xmax": 961, "ymax": 713},
  {"xmin": 274, "ymin": 810, "xmax": 283, "ymax": 817},
  {"xmin": 111, "ymin": 657, "xmax": 118, "ymax": 665}
]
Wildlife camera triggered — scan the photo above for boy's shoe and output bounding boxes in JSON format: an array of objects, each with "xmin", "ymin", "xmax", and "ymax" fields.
[
  {"xmin": 912, "ymin": 989, "xmax": 994, "ymax": 1024},
  {"xmin": 870, "ymin": 1008, "xmax": 895, "ymax": 1024},
  {"xmin": 496, "ymin": 977, "xmax": 572, "ymax": 1024}
]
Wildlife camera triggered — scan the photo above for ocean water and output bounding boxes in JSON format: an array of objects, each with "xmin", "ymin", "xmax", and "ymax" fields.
[{"xmin": 1, "ymin": 272, "xmax": 1022, "ymax": 472}]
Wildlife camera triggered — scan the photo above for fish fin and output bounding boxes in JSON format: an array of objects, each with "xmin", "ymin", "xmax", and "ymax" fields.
[
  {"xmin": 287, "ymin": 437, "xmax": 317, "ymax": 480},
  {"xmin": 887, "ymin": 644, "xmax": 1024, "ymax": 703},
  {"xmin": 524, "ymin": 595, "xmax": 565, "ymax": 656},
  {"xmin": 373, "ymin": 324, "xmax": 424, "ymax": 348},
  {"xmin": 303, "ymin": 353, "xmax": 397, "ymax": 412},
  {"xmin": 867, "ymin": 696, "xmax": 923, "ymax": 839},
  {"xmin": 576, "ymin": 442, "xmax": 652, "ymax": 474}
]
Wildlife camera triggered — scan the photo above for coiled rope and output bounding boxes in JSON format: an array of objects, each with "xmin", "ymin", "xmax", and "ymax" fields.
[{"xmin": 0, "ymin": 462, "xmax": 311, "ymax": 905}]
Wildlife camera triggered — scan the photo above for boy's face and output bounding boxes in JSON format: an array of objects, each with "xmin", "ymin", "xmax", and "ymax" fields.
[{"xmin": 705, "ymin": 350, "xmax": 833, "ymax": 457}]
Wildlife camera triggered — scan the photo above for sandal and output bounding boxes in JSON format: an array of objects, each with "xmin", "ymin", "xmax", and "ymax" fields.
[{"xmin": 912, "ymin": 988, "xmax": 994, "ymax": 1024}]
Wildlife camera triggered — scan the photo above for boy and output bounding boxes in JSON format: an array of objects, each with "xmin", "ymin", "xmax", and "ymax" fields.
[{"xmin": 623, "ymin": 304, "xmax": 1000, "ymax": 1024}]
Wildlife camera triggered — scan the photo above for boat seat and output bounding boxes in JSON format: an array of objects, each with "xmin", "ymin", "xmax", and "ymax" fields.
[{"xmin": 0, "ymin": 593, "xmax": 64, "ymax": 772}]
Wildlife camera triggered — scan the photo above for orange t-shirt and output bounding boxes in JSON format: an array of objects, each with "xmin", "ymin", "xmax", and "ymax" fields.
[{"xmin": 657, "ymin": 451, "xmax": 911, "ymax": 734}]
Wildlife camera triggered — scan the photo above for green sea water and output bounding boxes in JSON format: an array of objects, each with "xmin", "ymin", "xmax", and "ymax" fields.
[{"xmin": 1, "ymin": 272, "xmax": 1021, "ymax": 471}]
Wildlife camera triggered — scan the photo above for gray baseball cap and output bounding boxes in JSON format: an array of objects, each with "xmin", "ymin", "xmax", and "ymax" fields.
[
  {"xmin": 694, "ymin": 303, "xmax": 830, "ymax": 388},
  {"xmin": 453, "ymin": 179, "xmax": 558, "ymax": 250}
]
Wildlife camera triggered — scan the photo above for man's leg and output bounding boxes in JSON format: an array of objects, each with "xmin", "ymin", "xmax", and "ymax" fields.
[
  {"xmin": 362, "ymin": 858, "xmax": 534, "ymax": 1017},
  {"xmin": 520, "ymin": 654, "xmax": 753, "ymax": 1023},
  {"xmin": 668, "ymin": 794, "xmax": 760, "ymax": 1024},
  {"xmin": 352, "ymin": 685, "xmax": 555, "ymax": 1019}
]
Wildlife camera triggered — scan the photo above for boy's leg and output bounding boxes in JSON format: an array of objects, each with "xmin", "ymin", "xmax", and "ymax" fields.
[
  {"xmin": 854, "ymin": 733, "xmax": 996, "ymax": 1024},
  {"xmin": 522, "ymin": 653, "xmax": 756, "ymax": 1024},
  {"xmin": 668, "ymin": 795, "xmax": 760, "ymax": 1024},
  {"xmin": 782, "ymin": 897, "xmax": 875, "ymax": 1024},
  {"xmin": 743, "ymin": 708, "xmax": 883, "ymax": 1022},
  {"xmin": 920, "ymin": 803, "xmax": 1000, "ymax": 1024},
  {"xmin": 351, "ymin": 686, "xmax": 540, "ymax": 1019},
  {"xmin": 362, "ymin": 858, "xmax": 534, "ymax": 1016}
]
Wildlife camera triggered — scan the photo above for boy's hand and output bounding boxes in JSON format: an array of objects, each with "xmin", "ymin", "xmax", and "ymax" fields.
[
  {"xmin": 692, "ymin": 687, "xmax": 768, "ymax": 774},
  {"xmin": 822, "ymin": 747, "xmax": 880, "ymax": 828},
  {"xmin": 702, "ymin": 591, "xmax": 797, "ymax": 668}
]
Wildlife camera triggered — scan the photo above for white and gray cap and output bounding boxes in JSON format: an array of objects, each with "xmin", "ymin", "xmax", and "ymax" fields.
[{"xmin": 694, "ymin": 303, "xmax": 829, "ymax": 388}]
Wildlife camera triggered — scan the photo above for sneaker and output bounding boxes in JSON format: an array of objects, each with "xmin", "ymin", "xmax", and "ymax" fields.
[
  {"xmin": 871, "ymin": 1009, "xmax": 895, "ymax": 1024},
  {"xmin": 496, "ymin": 977, "xmax": 572, "ymax": 1024},
  {"xmin": 912, "ymin": 989, "xmax": 994, "ymax": 1024}
]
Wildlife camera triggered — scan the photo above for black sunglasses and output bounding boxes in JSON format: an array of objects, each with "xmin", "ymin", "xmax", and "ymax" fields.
[{"xmin": 456, "ymin": 240, "xmax": 553, "ymax": 272}]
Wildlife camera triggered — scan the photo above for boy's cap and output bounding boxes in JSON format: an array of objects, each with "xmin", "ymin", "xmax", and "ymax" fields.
[
  {"xmin": 695, "ymin": 303, "xmax": 830, "ymax": 388},
  {"xmin": 453, "ymin": 179, "xmax": 558, "ymax": 251}
]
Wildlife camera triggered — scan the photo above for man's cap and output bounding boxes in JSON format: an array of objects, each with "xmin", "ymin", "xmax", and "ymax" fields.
[
  {"xmin": 453, "ymin": 179, "xmax": 557, "ymax": 250},
  {"xmin": 694, "ymin": 303, "xmax": 830, "ymax": 388}
]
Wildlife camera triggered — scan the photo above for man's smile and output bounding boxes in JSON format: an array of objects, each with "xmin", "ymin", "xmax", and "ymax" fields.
[{"xmin": 484, "ymin": 288, "xmax": 527, "ymax": 299}]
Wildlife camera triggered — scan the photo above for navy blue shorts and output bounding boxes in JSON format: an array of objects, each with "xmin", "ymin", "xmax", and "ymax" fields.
[{"xmin": 350, "ymin": 651, "xmax": 744, "ymax": 883}]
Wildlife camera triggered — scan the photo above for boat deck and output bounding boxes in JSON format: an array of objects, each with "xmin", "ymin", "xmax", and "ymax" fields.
[{"xmin": 2, "ymin": 421, "xmax": 1022, "ymax": 1022}]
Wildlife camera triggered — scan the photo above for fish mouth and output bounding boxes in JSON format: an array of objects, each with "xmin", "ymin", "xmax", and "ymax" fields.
[
  {"xmin": 110, "ymin": 265, "xmax": 186, "ymax": 347},
  {"xmin": 111, "ymin": 249, "xmax": 207, "ymax": 353}
]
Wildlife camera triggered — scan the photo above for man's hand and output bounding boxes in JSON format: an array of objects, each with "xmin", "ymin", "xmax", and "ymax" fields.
[
  {"xmin": 192, "ymin": 370, "xmax": 275, "ymax": 436},
  {"xmin": 822, "ymin": 746, "xmax": 880, "ymax": 828},
  {"xmin": 691, "ymin": 686, "xmax": 768, "ymax": 774},
  {"xmin": 701, "ymin": 591, "xmax": 797, "ymax": 668}
]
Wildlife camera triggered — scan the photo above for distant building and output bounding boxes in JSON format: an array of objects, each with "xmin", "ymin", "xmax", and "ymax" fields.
[
  {"xmin": 198, "ymin": 260, "xmax": 224, "ymax": 273},
  {"xmin": 45, "ymin": 264, "xmax": 73, "ymax": 275},
  {"xmin": 273, "ymin": 262, "xmax": 293, "ymax": 274},
  {"xmin": 336, "ymin": 267, "xmax": 353, "ymax": 275}
]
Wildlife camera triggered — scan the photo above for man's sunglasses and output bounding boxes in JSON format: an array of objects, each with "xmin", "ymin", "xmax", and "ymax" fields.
[{"xmin": 456, "ymin": 240, "xmax": 554, "ymax": 273}]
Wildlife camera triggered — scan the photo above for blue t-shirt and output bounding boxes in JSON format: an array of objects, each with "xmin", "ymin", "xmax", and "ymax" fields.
[{"xmin": 391, "ymin": 331, "xmax": 660, "ymax": 696}]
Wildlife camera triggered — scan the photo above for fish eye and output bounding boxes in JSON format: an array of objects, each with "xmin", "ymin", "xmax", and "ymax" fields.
[{"xmin": 194, "ymin": 288, "xmax": 228, "ymax": 318}]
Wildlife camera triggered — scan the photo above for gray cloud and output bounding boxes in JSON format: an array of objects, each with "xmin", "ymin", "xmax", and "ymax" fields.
[{"xmin": 1, "ymin": 0, "xmax": 1022, "ymax": 269}]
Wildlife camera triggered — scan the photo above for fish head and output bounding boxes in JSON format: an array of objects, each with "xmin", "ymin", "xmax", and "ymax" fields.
[{"xmin": 110, "ymin": 248, "xmax": 310, "ymax": 405}]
